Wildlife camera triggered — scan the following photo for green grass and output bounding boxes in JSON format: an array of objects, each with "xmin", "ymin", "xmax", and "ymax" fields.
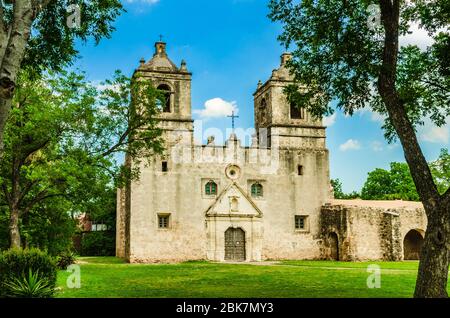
[{"xmin": 56, "ymin": 257, "xmax": 450, "ymax": 298}]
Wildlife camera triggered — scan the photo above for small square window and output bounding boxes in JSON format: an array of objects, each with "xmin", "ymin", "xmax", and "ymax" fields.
[
  {"xmin": 295, "ymin": 215, "xmax": 308, "ymax": 230},
  {"xmin": 251, "ymin": 183, "xmax": 263, "ymax": 198},
  {"xmin": 162, "ymin": 161, "xmax": 168, "ymax": 172},
  {"xmin": 205, "ymin": 181, "xmax": 218, "ymax": 195},
  {"xmin": 298, "ymin": 165, "xmax": 304, "ymax": 176},
  {"xmin": 158, "ymin": 214, "xmax": 170, "ymax": 229}
]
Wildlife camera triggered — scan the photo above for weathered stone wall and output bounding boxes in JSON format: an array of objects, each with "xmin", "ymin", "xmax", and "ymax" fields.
[
  {"xmin": 115, "ymin": 188, "xmax": 126, "ymax": 258},
  {"xmin": 320, "ymin": 200, "xmax": 427, "ymax": 261},
  {"xmin": 117, "ymin": 44, "xmax": 331, "ymax": 263},
  {"xmin": 124, "ymin": 141, "xmax": 330, "ymax": 263}
]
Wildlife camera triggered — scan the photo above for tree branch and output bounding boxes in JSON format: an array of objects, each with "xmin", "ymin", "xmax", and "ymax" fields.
[
  {"xmin": 99, "ymin": 127, "xmax": 131, "ymax": 158},
  {"xmin": 17, "ymin": 178, "xmax": 40, "ymax": 207},
  {"xmin": 377, "ymin": 0, "xmax": 440, "ymax": 211},
  {"xmin": 1, "ymin": 181, "xmax": 11, "ymax": 207},
  {"xmin": 420, "ymin": 79, "xmax": 450, "ymax": 93},
  {"xmin": 20, "ymin": 190, "xmax": 68, "ymax": 216}
]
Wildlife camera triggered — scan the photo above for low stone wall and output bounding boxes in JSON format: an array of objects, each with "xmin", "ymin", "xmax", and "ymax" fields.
[{"xmin": 320, "ymin": 200, "xmax": 427, "ymax": 261}]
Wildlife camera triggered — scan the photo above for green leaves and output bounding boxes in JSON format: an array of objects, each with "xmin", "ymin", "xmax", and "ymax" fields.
[
  {"xmin": 21, "ymin": 0, "xmax": 124, "ymax": 73},
  {"xmin": 430, "ymin": 148, "xmax": 450, "ymax": 195},
  {"xmin": 0, "ymin": 68, "xmax": 163, "ymax": 249},
  {"xmin": 0, "ymin": 248, "xmax": 57, "ymax": 297},
  {"xmin": 269, "ymin": 0, "xmax": 449, "ymax": 137},
  {"xmin": 269, "ymin": 0, "xmax": 383, "ymax": 118},
  {"xmin": 4, "ymin": 268, "xmax": 55, "ymax": 298},
  {"xmin": 361, "ymin": 162, "xmax": 420, "ymax": 201}
]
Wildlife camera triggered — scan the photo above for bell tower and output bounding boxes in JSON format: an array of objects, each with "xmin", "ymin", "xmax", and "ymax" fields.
[
  {"xmin": 253, "ymin": 53, "xmax": 326, "ymax": 149},
  {"xmin": 134, "ymin": 41, "xmax": 193, "ymax": 146}
]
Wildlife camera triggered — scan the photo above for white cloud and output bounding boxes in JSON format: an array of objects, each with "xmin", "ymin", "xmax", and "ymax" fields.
[
  {"xmin": 323, "ymin": 113, "xmax": 337, "ymax": 127},
  {"xmin": 339, "ymin": 139, "xmax": 361, "ymax": 152},
  {"xmin": 91, "ymin": 81, "xmax": 121, "ymax": 93},
  {"xmin": 370, "ymin": 111, "xmax": 387, "ymax": 123},
  {"xmin": 371, "ymin": 141, "xmax": 384, "ymax": 152},
  {"xmin": 194, "ymin": 98, "xmax": 238, "ymax": 119},
  {"xmin": 354, "ymin": 107, "xmax": 387, "ymax": 123},
  {"xmin": 400, "ymin": 23, "xmax": 434, "ymax": 50},
  {"xmin": 419, "ymin": 118, "xmax": 450, "ymax": 144}
]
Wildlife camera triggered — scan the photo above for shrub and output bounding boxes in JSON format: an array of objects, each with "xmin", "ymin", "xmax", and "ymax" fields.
[
  {"xmin": 80, "ymin": 231, "xmax": 115, "ymax": 256},
  {"xmin": 0, "ymin": 248, "xmax": 57, "ymax": 297},
  {"xmin": 4, "ymin": 269, "xmax": 54, "ymax": 298},
  {"xmin": 56, "ymin": 251, "xmax": 77, "ymax": 270}
]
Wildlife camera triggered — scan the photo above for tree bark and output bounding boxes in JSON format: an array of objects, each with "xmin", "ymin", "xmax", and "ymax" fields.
[
  {"xmin": 378, "ymin": 0, "xmax": 449, "ymax": 298},
  {"xmin": 1, "ymin": 1, "xmax": 37, "ymax": 246},
  {"xmin": 415, "ymin": 208, "xmax": 449, "ymax": 298},
  {"xmin": 8, "ymin": 148, "xmax": 23, "ymax": 248},
  {"xmin": 9, "ymin": 206, "xmax": 21, "ymax": 248},
  {"xmin": 0, "ymin": 0, "xmax": 35, "ymax": 157},
  {"xmin": 0, "ymin": 98, "xmax": 11, "ymax": 156}
]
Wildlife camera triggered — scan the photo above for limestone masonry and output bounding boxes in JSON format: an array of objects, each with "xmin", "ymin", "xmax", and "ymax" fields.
[{"xmin": 116, "ymin": 42, "xmax": 427, "ymax": 263}]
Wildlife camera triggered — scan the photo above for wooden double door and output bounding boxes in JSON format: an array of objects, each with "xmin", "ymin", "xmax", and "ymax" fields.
[{"xmin": 225, "ymin": 228, "xmax": 246, "ymax": 261}]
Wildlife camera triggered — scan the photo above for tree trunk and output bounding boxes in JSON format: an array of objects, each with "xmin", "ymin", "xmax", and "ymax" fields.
[
  {"xmin": 414, "ymin": 208, "xmax": 449, "ymax": 298},
  {"xmin": 378, "ymin": 0, "xmax": 449, "ymax": 297},
  {"xmin": 9, "ymin": 206, "xmax": 21, "ymax": 248},
  {"xmin": 0, "ymin": 0, "xmax": 35, "ymax": 157},
  {"xmin": 0, "ymin": 97, "xmax": 11, "ymax": 157}
]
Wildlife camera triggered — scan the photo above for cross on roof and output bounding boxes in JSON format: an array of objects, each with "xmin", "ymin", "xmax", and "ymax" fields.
[
  {"xmin": 159, "ymin": 34, "xmax": 163, "ymax": 42},
  {"xmin": 227, "ymin": 111, "xmax": 239, "ymax": 131}
]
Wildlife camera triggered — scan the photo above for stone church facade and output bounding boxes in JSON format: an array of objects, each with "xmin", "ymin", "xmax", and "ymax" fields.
[{"xmin": 116, "ymin": 42, "xmax": 427, "ymax": 263}]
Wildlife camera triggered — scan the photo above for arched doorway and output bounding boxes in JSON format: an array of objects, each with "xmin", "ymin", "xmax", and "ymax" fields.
[
  {"xmin": 328, "ymin": 232, "xmax": 339, "ymax": 261},
  {"xmin": 403, "ymin": 229, "xmax": 424, "ymax": 260},
  {"xmin": 225, "ymin": 228, "xmax": 246, "ymax": 261}
]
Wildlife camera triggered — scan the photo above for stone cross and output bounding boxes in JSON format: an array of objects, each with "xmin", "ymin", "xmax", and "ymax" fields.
[{"xmin": 228, "ymin": 111, "xmax": 239, "ymax": 131}]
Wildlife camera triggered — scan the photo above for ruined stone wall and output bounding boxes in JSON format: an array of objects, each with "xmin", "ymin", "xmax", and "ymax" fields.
[{"xmin": 320, "ymin": 201, "xmax": 427, "ymax": 261}]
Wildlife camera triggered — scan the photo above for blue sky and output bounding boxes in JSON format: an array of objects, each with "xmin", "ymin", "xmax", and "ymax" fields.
[{"xmin": 73, "ymin": 0, "xmax": 449, "ymax": 193}]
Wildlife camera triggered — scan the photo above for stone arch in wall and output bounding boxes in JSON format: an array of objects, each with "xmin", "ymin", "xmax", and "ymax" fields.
[
  {"xmin": 328, "ymin": 232, "xmax": 339, "ymax": 261},
  {"xmin": 157, "ymin": 83, "xmax": 173, "ymax": 113},
  {"xmin": 403, "ymin": 229, "xmax": 424, "ymax": 260},
  {"xmin": 323, "ymin": 232, "xmax": 340, "ymax": 261}
]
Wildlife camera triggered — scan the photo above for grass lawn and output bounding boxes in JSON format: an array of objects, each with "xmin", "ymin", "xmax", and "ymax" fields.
[{"xmin": 56, "ymin": 257, "xmax": 450, "ymax": 298}]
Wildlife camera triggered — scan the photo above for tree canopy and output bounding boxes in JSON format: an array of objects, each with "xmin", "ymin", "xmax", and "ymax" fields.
[
  {"xmin": 269, "ymin": 0, "xmax": 449, "ymax": 138},
  {"xmin": 269, "ymin": 0, "xmax": 450, "ymax": 297},
  {"xmin": 0, "ymin": 0, "xmax": 124, "ymax": 160},
  {"xmin": 361, "ymin": 162, "xmax": 420, "ymax": 201},
  {"xmin": 0, "ymin": 69, "xmax": 163, "ymax": 249}
]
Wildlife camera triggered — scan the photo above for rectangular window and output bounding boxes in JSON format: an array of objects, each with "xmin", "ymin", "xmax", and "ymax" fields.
[
  {"xmin": 290, "ymin": 103, "xmax": 305, "ymax": 119},
  {"xmin": 298, "ymin": 165, "xmax": 304, "ymax": 175},
  {"xmin": 158, "ymin": 214, "xmax": 170, "ymax": 229},
  {"xmin": 92, "ymin": 224, "xmax": 107, "ymax": 232},
  {"xmin": 295, "ymin": 216, "xmax": 308, "ymax": 230},
  {"xmin": 162, "ymin": 161, "xmax": 168, "ymax": 172}
]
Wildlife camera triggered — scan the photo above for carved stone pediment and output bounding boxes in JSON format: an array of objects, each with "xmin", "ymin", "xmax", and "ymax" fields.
[{"xmin": 205, "ymin": 182, "xmax": 263, "ymax": 218}]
